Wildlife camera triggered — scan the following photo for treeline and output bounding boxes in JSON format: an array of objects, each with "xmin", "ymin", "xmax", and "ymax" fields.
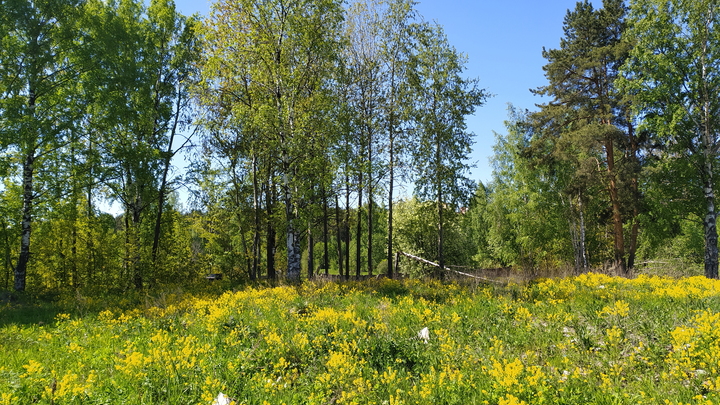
[
  {"xmin": 1, "ymin": 0, "xmax": 719, "ymax": 293},
  {"xmin": 0, "ymin": 0, "xmax": 486, "ymax": 291},
  {"xmin": 481, "ymin": 0, "xmax": 720, "ymax": 279}
]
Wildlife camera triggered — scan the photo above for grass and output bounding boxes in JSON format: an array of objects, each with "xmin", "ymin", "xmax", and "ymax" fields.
[{"xmin": 1, "ymin": 274, "xmax": 720, "ymax": 404}]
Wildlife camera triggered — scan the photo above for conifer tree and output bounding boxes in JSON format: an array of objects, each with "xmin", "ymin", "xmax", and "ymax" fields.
[{"xmin": 531, "ymin": 0, "xmax": 640, "ymax": 274}]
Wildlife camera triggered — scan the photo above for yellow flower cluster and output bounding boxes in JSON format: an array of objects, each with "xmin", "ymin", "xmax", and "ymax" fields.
[
  {"xmin": 667, "ymin": 310, "xmax": 720, "ymax": 390},
  {"xmin": 2, "ymin": 275, "xmax": 720, "ymax": 404}
]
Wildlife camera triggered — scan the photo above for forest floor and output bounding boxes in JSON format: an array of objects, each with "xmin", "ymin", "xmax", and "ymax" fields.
[{"xmin": 1, "ymin": 274, "xmax": 720, "ymax": 404}]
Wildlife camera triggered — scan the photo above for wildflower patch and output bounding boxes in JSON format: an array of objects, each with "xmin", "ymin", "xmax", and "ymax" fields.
[{"xmin": 1, "ymin": 275, "xmax": 720, "ymax": 404}]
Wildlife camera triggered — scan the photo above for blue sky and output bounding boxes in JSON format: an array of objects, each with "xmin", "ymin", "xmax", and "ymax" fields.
[{"xmin": 175, "ymin": 0, "xmax": 594, "ymax": 186}]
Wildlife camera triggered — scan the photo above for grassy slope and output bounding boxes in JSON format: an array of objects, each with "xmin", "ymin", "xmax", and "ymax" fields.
[{"xmin": 1, "ymin": 275, "xmax": 720, "ymax": 405}]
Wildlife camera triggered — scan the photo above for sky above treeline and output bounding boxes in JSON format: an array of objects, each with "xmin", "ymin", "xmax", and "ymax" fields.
[{"xmin": 176, "ymin": 0, "xmax": 597, "ymax": 185}]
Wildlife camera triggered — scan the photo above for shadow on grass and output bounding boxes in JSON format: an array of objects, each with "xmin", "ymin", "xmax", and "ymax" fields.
[
  {"xmin": 0, "ymin": 290, "xmax": 63, "ymax": 328},
  {"xmin": 0, "ymin": 279, "xmax": 243, "ymax": 329}
]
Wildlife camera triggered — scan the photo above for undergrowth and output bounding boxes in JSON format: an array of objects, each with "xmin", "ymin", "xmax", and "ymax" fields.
[{"xmin": 1, "ymin": 274, "xmax": 720, "ymax": 404}]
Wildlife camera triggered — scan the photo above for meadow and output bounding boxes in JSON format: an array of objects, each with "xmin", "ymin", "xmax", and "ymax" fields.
[{"xmin": 2, "ymin": 274, "xmax": 720, "ymax": 405}]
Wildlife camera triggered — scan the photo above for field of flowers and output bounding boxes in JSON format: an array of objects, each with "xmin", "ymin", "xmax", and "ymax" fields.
[{"xmin": 2, "ymin": 274, "xmax": 720, "ymax": 404}]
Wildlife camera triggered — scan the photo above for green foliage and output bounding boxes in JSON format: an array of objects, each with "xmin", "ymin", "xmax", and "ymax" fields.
[
  {"xmin": 407, "ymin": 22, "xmax": 488, "ymax": 208},
  {"xmin": 3, "ymin": 276, "xmax": 720, "ymax": 403},
  {"xmin": 484, "ymin": 109, "xmax": 591, "ymax": 272},
  {"xmin": 7, "ymin": 0, "xmax": 720, "ymax": 292},
  {"xmin": 393, "ymin": 197, "xmax": 473, "ymax": 276},
  {"xmin": 199, "ymin": 0, "xmax": 345, "ymax": 281},
  {"xmin": 622, "ymin": 0, "xmax": 720, "ymax": 278},
  {"xmin": 530, "ymin": 0, "xmax": 640, "ymax": 273}
]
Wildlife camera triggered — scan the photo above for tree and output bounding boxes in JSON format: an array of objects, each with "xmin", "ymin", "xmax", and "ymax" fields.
[
  {"xmin": 406, "ymin": 21, "xmax": 488, "ymax": 276},
  {"xmin": 79, "ymin": 0, "xmax": 200, "ymax": 289},
  {"xmin": 146, "ymin": 1, "xmax": 201, "ymax": 272},
  {"xmin": 201, "ymin": 0, "xmax": 344, "ymax": 281},
  {"xmin": 531, "ymin": 0, "xmax": 640, "ymax": 274},
  {"xmin": 485, "ymin": 107, "xmax": 599, "ymax": 272},
  {"xmin": 344, "ymin": 0, "xmax": 387, "ymax": 278},
  {"xmin": 623, "ymin": 0, "xmax": 720, "ymax": 278},
  {"xmin": 0, "ymin": 0, "xmax": 85, "ymax": 291},
  {"xmin": 379, "ymin": 0, "xmax": 416, "ymax": 278},
  {"xmin": 393, "ymin": 197, "xmax": 473, "ymax": 276}
]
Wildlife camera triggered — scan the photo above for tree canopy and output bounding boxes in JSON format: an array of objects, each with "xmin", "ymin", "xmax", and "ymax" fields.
[{"xmin": 2, "ymin": 0, "xmax": 720, "ymax": 292}]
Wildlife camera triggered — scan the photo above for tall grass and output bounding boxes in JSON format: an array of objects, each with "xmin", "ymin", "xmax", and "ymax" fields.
[{"xmin": 1, "ymin": 274, "xmax": 720, "ymax": 404}]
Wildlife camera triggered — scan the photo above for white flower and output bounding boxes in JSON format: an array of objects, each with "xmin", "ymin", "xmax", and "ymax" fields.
[
  {"xmin": 212, "ymin": 392, "xmax": 232, "ymax": 405},
  {"xmin": 418, "ymin": 327, "xmax": 430, "ymax": 343}
]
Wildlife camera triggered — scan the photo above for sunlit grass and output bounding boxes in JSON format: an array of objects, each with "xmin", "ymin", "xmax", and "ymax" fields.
[{"xmin": 1, "ymin": 274, "xmax": 720, "ymax": 404}]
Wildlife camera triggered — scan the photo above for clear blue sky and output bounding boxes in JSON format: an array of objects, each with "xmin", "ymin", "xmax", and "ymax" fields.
[{"xmin": 174, "ymin": 0, "xmax": 593, "ymax": 186}]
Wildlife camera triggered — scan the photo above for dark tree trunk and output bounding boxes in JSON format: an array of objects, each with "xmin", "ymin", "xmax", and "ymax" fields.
[
  {"xmin": 344, "ymin": 175, "xmax": 351, "ymax": 280},
  {"xmin": 367, "ymin": 132, "xmax": 373, "ymax": 277},
  {"xmin": 251, "ymin": 155, "xmax": 261, "ymax": 280},
  {"xmin": 322, "ymin": 184, "xmax": 329, "ymax": 275},
  {"xmin": 387, "ymin": 132, "xmax": 395, "ymax": 279},
  {"xmin": 703, "ymin": 158, "xmax": 719, "ymax": 279},
  {"xmin": 266, "ymin": 180, "xmax": 277, "ymax": 280},
  {"xmin": 605, "ymin": 136, "xmax": 627, "ymax": 275},
  {"xmin": 335, "ymin": 193, "xmax": 343, "ymax": 276},
  {"xmin": 627, "ymin": 121, "xmax": 641, "ymax": 270},
  {"xmin": 356, "ymin": 172, "xmax": 363, "ymax": 279},
  {"xmin": 151, "ymin": 123, "xmax": 177, "ymax": 267},
  {"xmin": 15, "ymin": 150, "xmax": 35, "ymax": 292}
]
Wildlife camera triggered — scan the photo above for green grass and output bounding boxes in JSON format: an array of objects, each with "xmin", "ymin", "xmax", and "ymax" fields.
[{"xmin": 1, "ymin": 274, "xmax": 720, "ymax": 404}]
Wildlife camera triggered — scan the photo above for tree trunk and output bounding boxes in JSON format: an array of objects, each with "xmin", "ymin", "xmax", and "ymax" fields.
[
  {"xmin": 151, "ymin": 103, "xmax": 180, "ymax": 268},
  {"xmin": 308, "ymin": 221, "xmax": 314, "ymax": 279},
  {"xmin": 86, "ymin": 177, "xmax": 95, "ymax": 284},
  {"xmin": 368, "ymin": 189, "xmax": 373, "ymax": 276},
  {"xmin": 627, "ymin": 121, "xmax": 641, "ymax": 270},
  {"xmin": 367, "ymin": 131, "xmax": 373, "ymax": 277},
  {"xmin": 71, "ymin": 221, "xmax": 78, "ymax": 287},
  {"xmin": 85, "ymin": 132, "xmax": 97, "ymax": 284},
  {"xmin": 700, "ymin": 35, "xmax": 718, "ymax": 279},
  {"xmin": 579, "ymin": 203, "xmax": 588, "ymax": 271},
  {"xmin": 322, "ymin": 184, "xmax": 329, "ymax": 276},
  {"xmin": 703, "ymin": 164, "xmax": 719, "ymax": 279},
  {"xmin": 286, "ymin": 222, "xmax": 301, "ymax": 281},
  {"xmin": 356, "ymin": 173, "xmax": 363, "ymax": 279},
  {"xmin": 238, "ymin": 218, "xmax": 252, "ymax": 278},
  {"xmin": 123, "ymin": 190, "xmax": 143, "ymax": 290},
  {"xmin": 568, "ymin": 193, "xmax": 589, "ymax": 275},
  {"xmin": 266, "ymin": 179, "xmax": 276, "ymax": 280},
  {"xmin": 436, "ymin": 139, "xmax": 445, "ymax": 280},
  {"xmin": 132, "ymin": 202, "xmax": 143, "ymax": 290},
  {"xmin": 15, "ymin": 149, "xmax": 36, "ymax": 292},
  {"xmin": 251, "ymin": 155, "xmax": 260, "ymax": 280},
  {"xmin": 335, "ymin": 193, "xmax": 343, "ymax": 276},
  {"xmin": 605, "ymin": 136, "xmax": 627, "ymax": 275},
  {"xmin": 284, "ymin": 168, "xmax": 301, "ymax": 281},
  {"xmin": 344, "ymin": 174, "xmax": 351, "ymax": 280},
  {"xmin": 387, "ymin": 130, "xmax": 395, "ymax": 279},
  {"xmin": 3, "ymin": 220, "xmax": 10, "ymax": 290}
]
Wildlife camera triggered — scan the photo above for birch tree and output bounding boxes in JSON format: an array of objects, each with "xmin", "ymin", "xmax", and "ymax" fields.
[
  {"xmin": 0, "ymin": 0, "xmax": 85, "ymax": 291},
  {"xmin": 201, "ymin": 0, "xmax": 344, "ymax": 281},
  {"xmin": 407, "ymin": 22, "xmax": 487, "ymax": 277},
  {"xmin": 623, "ymin": 0, "xmax": 720, "ymax": 278}
]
